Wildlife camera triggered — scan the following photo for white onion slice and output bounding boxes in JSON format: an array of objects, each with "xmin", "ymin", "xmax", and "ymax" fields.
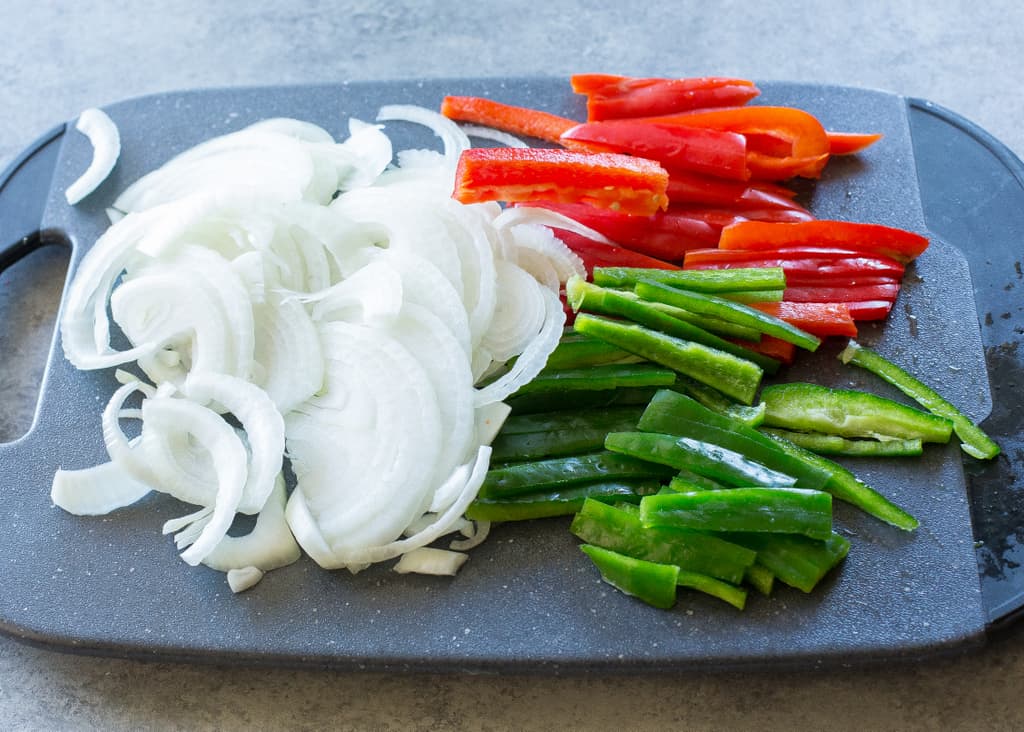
[
  {"xmin": 65, "ymin": 108, "xmax": 120, "ymax": 205},
  {"xmin": 377, "ymin": 104, "xmax": 470, "ymax": 165},
  {"xmin": 393, "ymin": 547, "xmax": 468, "ymax": 576},
  {"xmin": 459, "ymin": 124, "xmax": 529, "ymax": 148},
  {"xmin": 51, "ymin": 460, "xmax": 151, "ymax": 515},
  {"xmin": 227, "ymin": 567, "xmax": 265, "ymax": 593},
  {"xmin": 202, "ymin": 477, "xmax": 300, "ymax": 572}
]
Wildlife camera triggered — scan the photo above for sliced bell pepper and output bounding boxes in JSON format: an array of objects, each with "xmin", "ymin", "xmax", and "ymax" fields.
[
  {"xmin": 570, "ymin": 74, "xmax": 760, "ymax": 121},
  {"xmin": 760, "ymin": 382, "xmax": 954, "ymax": 443},
  {"xmin": 839, "ymin": 340, "xmax": 1000, "ymax": 460},
  {"xmin": 526, "ymin": 200, "xmax": 720, "ymax": 259},
  {"xmin": 827, "ymin": 132, "xmax": 883, "ymax": 155},
  {"xmin": 717, "ymin": 220, "xmax": 930, "ymax": 262},
  {"xmin": 440, "ymin": 95, "xmax": 579, "ymax": 145},
  {"xmin": 570, "ymin": 498, "xmax": 757, "ymax": 585},
  {"xmin": 561, "ymin": 120, "xmax": 750, "ymax": 181},
  {"xmin": 686, "ymin": 254, "xmax": 905, "ymax": 286},
  {"xmin": 640, "ymin": 488, "xmax": 834, "ymax": 541},
  {"xmin": 669, "ymin": 205, "xmax": 815, "ymax": 228},
  {"xmin": 452, "ymin": 147, "xmax": 670, "ymax": 216},
  {"xmin": 643, "ymin": 106, "xmax": 832, "ymax": 181},
  {"xmin": 666, "ymin": 171, "xmax": 806, "ymax": 211},
  {"xmin": 844, "ymin": 300, "xmax": 893, "ymax": 321},
  {"xmin": 750, "ymin": 302, "xmax": 858, "ymax": 338},
  {"xmin": 784, "ymin": 283, "xmax": 900, "ymax": 304},
  {"xmin": 580, "ymin": 544, "xmax": 680, "ymax": 609},
  {"xmin": 727, "ymin": 334, "xmax": 796, "ymax": 365},
  {"xmin": 553, "ymin": 230, "xmax": 680, "ymax": 274},
  {"xmin": 684, "ymin": 245, "xmax": 906, "ymax": 270}
]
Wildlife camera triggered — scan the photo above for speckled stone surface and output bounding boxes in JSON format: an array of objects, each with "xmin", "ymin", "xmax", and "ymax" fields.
[{"xmin": 3, "ymin": 1, "xmax": 1024, "ymax": 729}]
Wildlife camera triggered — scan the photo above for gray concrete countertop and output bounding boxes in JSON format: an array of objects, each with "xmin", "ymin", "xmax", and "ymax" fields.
[{"xmin": 2, "ymin": 2, "xmax": 1023, "ymax": 729}]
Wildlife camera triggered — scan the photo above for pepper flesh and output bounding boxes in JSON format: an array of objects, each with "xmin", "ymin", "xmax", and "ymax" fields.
[
  {"xmin": 760, "ymin": 382, "xmax": 954, "ymax": 443},
  {"xmin": 573, "ymin": 313, "xmax": 764, "ymax": 404},
  {"xmin": 440, "ymin": 95, "xmax": 579, "ymax": 144},
  {"xmin": 640, "ymin": 488, "xmax": 834, "ymax": 541},
  {"xmin": 580, "ymin": 544, "xmax": 679, "ymax": 609},
  {"xmin": 717, "ymin": 220, "xmax": 930, "ymax": 262},
  {"xmin": 839, "ymin": 340, "xmax": 1000, "ymax": 459},
  {"xmin": 570, "ymin": 498, "xmax": 756, "ymax": 585},
  {"xmin": 570, "ymin": 74, "xmax": 760, "ymax": 121},
  {"xmin": 553, "ymin": 230, "xmax": 680, "ymax": 274},
  {"xmin": 452, "ymin": 147, "xmax": 670, "ymax": 216}
]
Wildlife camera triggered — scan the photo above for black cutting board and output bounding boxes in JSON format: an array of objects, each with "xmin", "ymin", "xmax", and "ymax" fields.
[{"xmin": 0, "ymin": 78, "xmax": 1020, "ymax": 672}]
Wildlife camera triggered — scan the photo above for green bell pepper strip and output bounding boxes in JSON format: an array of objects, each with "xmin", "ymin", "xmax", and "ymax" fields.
[
  {"xmin": 605, "ymin": 431, "xmax": 798, "ymax": 487},
  {"xmin": 668, "ymin": 471, "xmax": 730, "ymax": 493},
  {"xmin": 724, "ymin": 531, "xmax": 851, "ymax": 593},
  {"xmin": 580, "ymin": 544, "xmax": 679, "ymax": 609},
  {"xmin": 505, "ymin": 386, "xmax": 659, "ymax": 415},
  {"xmin": 491, "ymin": 407, "xmax": 647, "ymax": 462},
  {"xmin": 717, "ymin": 289, "xmax": 785, "ymax": 304},
  {"xmin": 637, "ymin": 389, "xmax": 831, "ymax": 489},
  {"xmin": 512, "ymin": 363, "xmax": 677, "ymax": 396},
  {"xmin": 543, "ymin": 335, "xmax": 645, "ymax": 370},
  {"xmin": 839, "ymin": 340, "xmax": 1000, "ymax": 459},
  {"xmin": 573, "ymin": 313, "xmax": 764, "ymax": 404},
  {"xmin": 760, "ymin": 431, "xmax": 918, "ymax": 531},
  {"xmin": 612, "ymin": 290, "xmax": 763, "ymax": 341},
  {"xmin": 671, "ymin": 376, "xmax": 766, "ymax": 427},
  {"xmin": 593, "ymin": 266, "xmax": 787, "ymax": 293},
  {"xmin": 759, "ymin": 427, "xmax": 923, "ymax": 457},
  {"xmin": 570, "ymin": 498, "xmax": 756, "ymax": 584},
  {"xmin": 634, "ymin": 279, "xmax": 822, "ymax": 352},
  {"xmin": 478, "ymin": 450, "xmax": 675, "ymax": 500},
  {"xmin": 676, "ymin": 570, "xmax": 748, "ymax": 610},
  {"xmin": 466, "ymin": 480, "xmax": 659, "ymax": 521},
  {"xmin": 640, "ymin": 488, "xmax": 834, "ymax": 541},
  {"xmin": 760, "ymin": 382, "xmax": 954, "ymax": 443},
  {"xmin": 566, "ymin": 276, "xmax": 782, "ymax": 374},
  {"xmin": 744, "ymin": 563, "xmax": 776, "ymax": 596}
]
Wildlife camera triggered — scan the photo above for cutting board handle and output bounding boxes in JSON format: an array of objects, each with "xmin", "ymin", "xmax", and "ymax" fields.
[{"xmin": 0, "ymin": 123, "xmax": 66, "ymax": 271}]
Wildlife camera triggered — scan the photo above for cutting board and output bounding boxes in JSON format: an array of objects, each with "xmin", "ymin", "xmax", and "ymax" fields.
[{"xmin": 1, "ymin": 78, "xmax": 1021, "ymax": 672}]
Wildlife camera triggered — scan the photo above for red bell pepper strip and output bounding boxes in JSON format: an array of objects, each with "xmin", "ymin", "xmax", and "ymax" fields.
[
  {"xmin": 844, "ymin": 300, "xmax": 894, "ymax": 321},
  {"xmin": 440, "ymin": 96, "xmax": 579, "ymax": 145},
  {"xmin": 784, "ymin": 283, "xmax": 900, "ymax": 304},
  {"xmin": 560, "ymin": 120, "xmax": 750, "ymax": 181},
  {"xmin": 684, "ymin": 246, "xmax": 906, "ymax": 268},
  {"xmin": 522, "ymin": 200, "xmax": 720, "ymax": 260},
  {"xmin": 827, "ymin": 132, "xmax": 883, "ymax": 155},
  {"xmin": 685, "ymin": 254, "xmax": 905, "ymax": 284},
  {"xmin": 570, "ymin": 74, "xmax": 760, "ymax": 121},
  {"xmin": 729, "ymin": 334, "xmax": 796, "ymax": 365},
  {"xmin": 669, "ymin": 205, "xmax": 814, "ymax": 227},
  {"xmin": 552, "ymin": 230, "xmax": 680, "ymax": 275},
  {"xmin": 718, "ymin": 220, "xmax": 930, "ymax": 262},
  {"xmin": 665, "ymin": 171, "xmax": 806, "ymax": 212},
  {"xmin": 751, "ymin": 302, "xmax": 858, "ymax": 338},
  {"xmin": 452, "ymin": 148, "xmax": 670, "ymax": 216},
  {"xmin": 643, "ymin": 106, "xmax": 832, "ymax": 181}
]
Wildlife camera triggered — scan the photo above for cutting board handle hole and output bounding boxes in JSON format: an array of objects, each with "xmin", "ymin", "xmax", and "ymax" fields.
[{"xmin": 0, "ymin": 231, "xmax": 71, "ymax": 443}]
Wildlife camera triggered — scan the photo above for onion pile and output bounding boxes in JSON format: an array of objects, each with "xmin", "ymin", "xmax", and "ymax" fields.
[{"xmin": 52, "ymin": 106, "xmax": 585, "ymax": 589}]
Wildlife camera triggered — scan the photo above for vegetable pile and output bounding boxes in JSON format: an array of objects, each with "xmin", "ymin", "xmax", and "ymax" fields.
[
  {"xmin": 53, "ymin": 73, "xmax": 999, "ymax": 614},
  {"xmin": 442, "ymin": 73, "xmax": 1000, "ymax": 610}
]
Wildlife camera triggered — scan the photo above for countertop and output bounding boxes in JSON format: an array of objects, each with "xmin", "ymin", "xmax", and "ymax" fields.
[{"xmin": 3, "ymin": 2, "xmax": 1024, "ymax": 729}]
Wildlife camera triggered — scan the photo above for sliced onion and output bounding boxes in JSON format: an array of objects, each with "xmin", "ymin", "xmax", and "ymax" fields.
[
  {"xmin": 227, "ymin": 567, "xmax": 265, "ymax": 593},
  {"xmin": 51, "ymin": 460, "xmax": 151, "ymax": 515},
  {"xmin": 202, "ymin": 476, "xmax": 300, "ymax": 572},
  {"xmin": 393, "ymin": 547, "xmax": 468, "ymax": 576},
  {"xmin": 377, "ymin": 104, "xmax": 470, "ymax": 165},
  {"xmin": 65, "ymin": 108, "xmax": 121, "ymax": 205}
]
